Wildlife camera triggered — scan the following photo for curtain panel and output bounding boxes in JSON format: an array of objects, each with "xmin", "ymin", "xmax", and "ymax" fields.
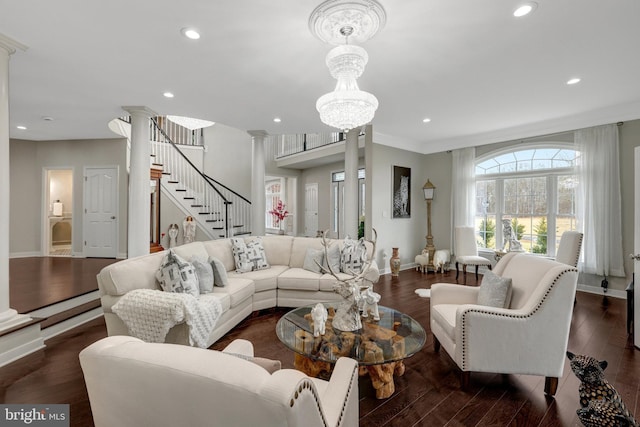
[
  {"xmin": 575, "ymin": 124, "xmax": 625, "ymax": 277},
  {"xmin": 450, "ymin": 147, "xmax": 476, "ymax": 254}
]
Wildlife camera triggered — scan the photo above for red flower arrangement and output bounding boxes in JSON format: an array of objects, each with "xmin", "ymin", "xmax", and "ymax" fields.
[{"xmin": 268, "ymin": 200, "xmax": 289, "ymax": 230}]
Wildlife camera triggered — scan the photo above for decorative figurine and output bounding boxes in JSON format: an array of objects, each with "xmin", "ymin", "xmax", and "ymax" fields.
[
  {"xmin": 310, "ymin": 303, "xmax": 328, "ymax": 337},
  {"xmin": 361, "ymin": 287, "xmax": 381, "ymax": 320}
]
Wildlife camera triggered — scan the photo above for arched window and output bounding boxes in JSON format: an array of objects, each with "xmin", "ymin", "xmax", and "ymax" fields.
[{"xmin": 475, "ymin": 144, "xmax": 579, "ymax": 256}]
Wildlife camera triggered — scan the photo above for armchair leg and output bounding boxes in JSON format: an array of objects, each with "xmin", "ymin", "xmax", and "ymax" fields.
[
  {"xmin": 460, "ymin": 371, "xmax": 470, "ymax": 390},
  {"xmin": 544, "ymin": 377, "xmax": 558, "ymax": 396},
  {"xmin": 433, "ymin": 336, "xmax": 440, "ymax": 352},
  {"xmin": 455, "ymin": 262, "xmax": 459, "ymax": 280},
  {"xmin": 475, "ymin": 265, "xmax": 479, "ymax": 280}
]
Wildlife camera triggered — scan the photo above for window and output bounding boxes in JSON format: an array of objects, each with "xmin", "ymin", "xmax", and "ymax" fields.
[{"xmin": 475, "ymin": 145, "xmax": 579, "ymax": 256}]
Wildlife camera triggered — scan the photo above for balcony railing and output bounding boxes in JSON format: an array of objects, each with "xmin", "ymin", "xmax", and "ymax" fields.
[{"xmin": 272, "ymin": 132, "xmax": 345, "ymax": 159}]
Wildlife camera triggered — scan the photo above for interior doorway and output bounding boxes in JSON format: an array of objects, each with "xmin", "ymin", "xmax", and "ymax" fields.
[{"xmin": 44, "ymin": 168, "xmax": 73, "ymax": 257}]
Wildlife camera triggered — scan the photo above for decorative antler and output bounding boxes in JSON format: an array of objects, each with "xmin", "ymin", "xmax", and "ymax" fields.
[{"xmin": 316, "ymin": 228, "xmax": 377, "ymax": 285}]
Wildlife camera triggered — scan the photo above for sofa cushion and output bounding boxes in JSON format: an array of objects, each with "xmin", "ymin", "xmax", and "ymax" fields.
[
  {"xmin": 209, "ymin": 257, "xmax": 229, "ymax": 287},
  {"xmin": 203, "ymin": 240, "xmax": 235, "ymax": 273},
  {"xmin": 289, "ymin": 237, "xmax": 326, "ymax": 268},
  {"xmin": 431, "ymin": 304, "xmax": 458, "ymax": 340},
  {"xmin": 277, "ymin": 268, "xmax": 321, "ymax": 291},
  {"xmin": 191, "ymin": 256, "xmax": 214, "ymax": 294},
  {"xmin": 247, "ymin": 235, "xmax": 293, "ymax": 267},
  {"xmin": 200, "ymin": 292, "xmax": 230, "ymax": 313},
  {"xmin": 477, "ymin": 270, "xmax": 513, "ymax": 308},
  {"xmin": 228, "ymin": 265, "xmax": 288, "ymax": 293},
  {"xmin": 213, "ymin": 278, "xmax": 254, "ymax": 308},
  {"xmin": 319, "ymin": 272, "xmax": 355, "ymax": 291},
  {"xmin": 155, "ymin": 251, "xmax": 199, "ymax": 298},
  {"xmin": 303, "ymin": 248, "xmax": 324, "ymax": 274},
  {"xmin": 340, "ymin": 237, "xmax": 368, "ymax": 273},
  {"xmin": 172, "ymin": 241, "xmax": 208, "ymax": 261},
  {"xmin": 231, "ymin": 237, "xmax": 270, "ymax": 273}
]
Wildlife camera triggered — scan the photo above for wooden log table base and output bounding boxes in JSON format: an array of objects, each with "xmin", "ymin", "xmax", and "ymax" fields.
[{"xmin": 292, "ymin": 312, "xmax": 408, "ymax": 399}]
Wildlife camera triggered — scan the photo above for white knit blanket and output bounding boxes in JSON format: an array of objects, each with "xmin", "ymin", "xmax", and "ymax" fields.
[{"xmin": 112, "ymin": 289, "xmax": 223, "ymax": 348}]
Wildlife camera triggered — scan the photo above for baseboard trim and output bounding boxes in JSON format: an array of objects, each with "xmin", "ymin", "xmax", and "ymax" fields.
[
  {"xmin": 0, "ymin": 321, "xmax": 45, "ymax": 368},
  {"xmin": 9, "ymin": 251, "xmax": 42, "ymax": 259},
  {"xmin": 577, "ymin": 283, "xmax": 626, "ymax": 299}
]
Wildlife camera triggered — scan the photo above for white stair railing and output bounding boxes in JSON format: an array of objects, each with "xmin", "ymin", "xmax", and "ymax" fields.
[{"xmin": 150, "ymin": 118, "xmax": 251, "ymax": 238}]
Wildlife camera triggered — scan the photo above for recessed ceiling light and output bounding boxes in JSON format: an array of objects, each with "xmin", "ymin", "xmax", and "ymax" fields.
[
  {"xmin": 16, "ymin": 125, "xmax": 27, "ymax": 130},
  {"xmin": 163, "ymin": 92, "xmax": 175, "ymax": 98},
  {"xmin": 273, "ymin": 117, "xmax": 282, "ymax": 123},
  {"xmin": 181, "ymin": 28, "xmax": 200, "ymax": 40},
  {"xmin": 422, "ymin": 118, "xmax": 431, "ymax": 123},
  {"xmin": 513, "ymin": 2, "xmax": 537, "ymax": 17},
  {"xmin": 567, "ymin": 78, "xmax": 581, "ymax": 85},
  {"xmin": 42, "ymin": 116, "xmax": 54, "ymax": 121}
]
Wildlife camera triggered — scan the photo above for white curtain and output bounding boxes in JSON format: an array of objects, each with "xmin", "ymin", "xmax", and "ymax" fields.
[
  {"xmin": 450, "ymin": 147, "xmax": 476, "ymax": 253},
  {"xmin": 575, "ymin": 124, "xmax": 625, "ymax": 277}
]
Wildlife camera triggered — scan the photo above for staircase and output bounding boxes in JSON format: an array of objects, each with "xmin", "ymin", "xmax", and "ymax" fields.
[{"xmin": 149, "ymin": 117, "xmax": 251, "ymax": 239}]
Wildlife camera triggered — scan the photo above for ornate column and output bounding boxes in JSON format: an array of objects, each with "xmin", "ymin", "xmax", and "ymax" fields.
[
  {"xmin": 343, "ymin": 130, "xmax": 359, "ymax": 239},
  {"xmin": 249, "ymin": 130, "xmax": 267, "ymax": 237},
  {"xmin": 123, "ymin": 106, "xmax": 155, "ymax": 258},
  {"xmin": 0, "ymin": 33, "xmax": 44, "ymax": 367}
]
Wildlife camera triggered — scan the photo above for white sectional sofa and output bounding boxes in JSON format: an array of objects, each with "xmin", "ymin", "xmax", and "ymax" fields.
[{"xmin": 97, "ymin": 235, "xmax": 379, "ymax": 348}]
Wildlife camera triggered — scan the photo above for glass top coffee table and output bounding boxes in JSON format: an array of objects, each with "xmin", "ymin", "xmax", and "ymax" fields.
[{"xmin": 276, "ymin": 302, "xmax": 426, "ymax": 399}]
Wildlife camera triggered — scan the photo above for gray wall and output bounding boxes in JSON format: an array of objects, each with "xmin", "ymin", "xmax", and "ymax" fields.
[
  {"xmin": 10, "ymin": 138, "xmax": 128, "ymax": 257},
  {"xmin": 202, "ymin": 123, "xmax": 252, "ymax": 200}
]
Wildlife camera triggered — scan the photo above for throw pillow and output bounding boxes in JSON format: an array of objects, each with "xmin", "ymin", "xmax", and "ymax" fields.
[
  {"xmin": 322, "ymin": 243, "xmax": 342, "ymax": 274},
  {"xmin": 209, "ymin": 256, "xmax": 229, "ymax": 287},
  {"xmin": 190, "ymin": 255, "xmax": 214, "ymax": 294},
  {"xmin": 340, "ymin": 236, "xmax": 368, "ymax": 273},
  {"xmin": 303, "ymin": 248, "xmax": 324, "ymax": 274},
  {"xmin": 231, "ymin": 237, "xmax": 270, "ymax": 273},
  {"xmin": 477, "ymin": 270, "xmax": 513, "ymax": 308},
  {"xmin": 155, "ymin": 250, "xmax": 199, "ymax": 298},
  {"xmin": 225, "ymin": 352, "xmax": 281, "ymax": 374}
]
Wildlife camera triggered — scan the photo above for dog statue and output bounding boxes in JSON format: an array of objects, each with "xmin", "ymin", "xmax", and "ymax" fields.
[{"xmin": 361, "ymin": 287, "xmax": 381, "ymax": 320}]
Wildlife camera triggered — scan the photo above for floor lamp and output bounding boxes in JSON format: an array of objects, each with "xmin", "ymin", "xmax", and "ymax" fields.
[{"xmin": 423, "ymin": 180, "xmax": 436, "ymax": 271}]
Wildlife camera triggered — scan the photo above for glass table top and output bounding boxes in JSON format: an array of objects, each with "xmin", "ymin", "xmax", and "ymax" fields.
[{"xmin": 276, "ymin": 302, "xmax": 426, "ymax": 366}]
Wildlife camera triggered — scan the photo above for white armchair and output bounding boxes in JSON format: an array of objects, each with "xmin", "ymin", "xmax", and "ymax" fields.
[
  {"xmin": 430, "ymin": 252, "xmax": 578, "ymax": 396},
  {"xmin": 555, "ymin": 231, "xmax": 583, "ymax": 267},
  {"xmin": 80, "ymin": 336, "xmax": 359, "ymax": 427},
  {"xmin": 454, "ymin": 226, "xmax": 492, "ymax": 283}
]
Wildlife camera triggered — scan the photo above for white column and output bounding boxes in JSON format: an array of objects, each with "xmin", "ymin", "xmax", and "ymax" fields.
[
  {"xmin": 0, "ymin": 34, "xmax": 44, "ymax": 367},
  {"xmin": 344, "ymin": 130, "xmax": 359, "ymax": 238},
  {"xmin": 0, "ymin": 35, "xmax": 25, "ymax": 324},
  {"xmin": 123, "ymin": 106, "xmax": 155, "ymax": 258},
  {"xmin": 249, "ymin": 130, "xmax": 267, "ymax": 236}
]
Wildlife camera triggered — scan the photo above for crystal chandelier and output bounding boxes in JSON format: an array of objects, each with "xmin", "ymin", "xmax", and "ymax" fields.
[{"xmin": 309, "ymin": 0, "xmax": 386, "ymax": 133}]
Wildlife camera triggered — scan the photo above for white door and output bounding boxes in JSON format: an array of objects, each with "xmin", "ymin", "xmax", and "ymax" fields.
[
  {"xmin": 84, "ymin": 167, "xmax": 118, "ymax": 258},
  {"xmin": 634, "ymin": 147, "xmax": 640, "ymax": 347},
  {"xmin": 304, "ymin": 183, "xmax": 318, "ymax": 237}
]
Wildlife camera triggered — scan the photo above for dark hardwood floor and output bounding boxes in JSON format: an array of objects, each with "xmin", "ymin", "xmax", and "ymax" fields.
[
  {"xmin": 1, "ymin": 259, "xmax": 638, "ymax": 426},
  {"xmin": 9, "ymin": 257, "xmax": 118, "ymax": 313}
]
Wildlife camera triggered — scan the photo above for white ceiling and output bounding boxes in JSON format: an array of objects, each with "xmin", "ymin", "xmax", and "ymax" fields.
[{"xmin": 2, "ymin": 0, "xmax": 640, "ymax": 154}]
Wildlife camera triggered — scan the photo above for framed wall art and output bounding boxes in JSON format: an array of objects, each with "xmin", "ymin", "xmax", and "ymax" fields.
[{"xmin": 392, "ymin": 165, "xmax": 411, "ymax": 218}]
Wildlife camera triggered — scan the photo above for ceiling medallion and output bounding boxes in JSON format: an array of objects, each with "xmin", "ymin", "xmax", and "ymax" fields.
[{"xmin": 309, "ymin": 0, "xmax": 387, "ymax": 45}]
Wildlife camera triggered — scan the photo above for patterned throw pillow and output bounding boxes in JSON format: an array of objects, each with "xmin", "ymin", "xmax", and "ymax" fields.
[
  {"xmin": 155, "ymin": 250, "xmax": 199, "ymax": 298},
  {"xmin": 190, "ymin": 255, "xmax": 214, "ymax": 293},
  {"xmin": 340, "ymin": 236, "xmax": 368, "ymax": 274},
  {"xmin": 231, "ymin": 237, "xmax": 270, "ymax": 273},
  {"xmin": 477, "ymin": 270, "xmax": 512, "ymax": 308}
]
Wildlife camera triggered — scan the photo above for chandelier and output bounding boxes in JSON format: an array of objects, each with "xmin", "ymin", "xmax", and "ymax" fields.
[{"xmin": 309, "ymin": 0, "xmax": 386, "ymax": 132}]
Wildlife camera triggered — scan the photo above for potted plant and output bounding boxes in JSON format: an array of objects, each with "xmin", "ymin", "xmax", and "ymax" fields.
[{"xmin": 269, "ymin": 200, "xmax": 289, "ymax": 234}]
